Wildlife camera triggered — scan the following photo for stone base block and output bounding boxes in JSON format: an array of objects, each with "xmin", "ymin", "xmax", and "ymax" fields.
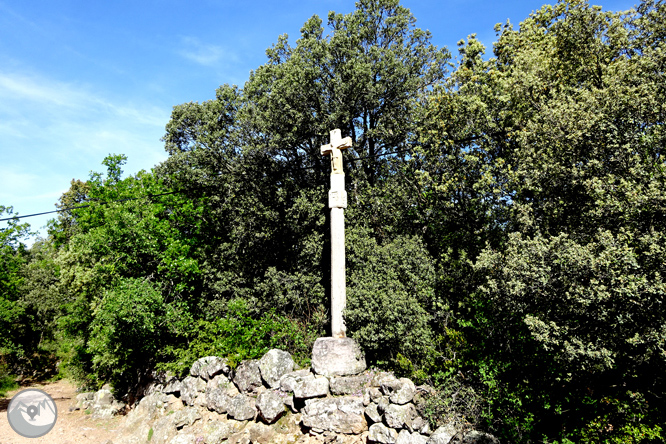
[{"xmin": 311, "ymin": 337, "xmax": 367, "ymax": 377}]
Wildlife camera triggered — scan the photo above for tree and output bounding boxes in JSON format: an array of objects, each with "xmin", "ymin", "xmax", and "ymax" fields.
[
  {"xmin": 0, "ymin": 206, "xmax": 33, "ymax": 365},
  {"xmin": 417, "ymin": 0, "xmax": 666, "ymax": 440},
  {"xmin": 156, "ymin": 0, "xmax": 449, "ymax": 331}
]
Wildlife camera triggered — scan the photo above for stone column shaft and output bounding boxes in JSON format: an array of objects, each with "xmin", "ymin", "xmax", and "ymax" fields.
[{"xmin": 329, "ymin": 174, "xmax": 346, "ymax": 338}]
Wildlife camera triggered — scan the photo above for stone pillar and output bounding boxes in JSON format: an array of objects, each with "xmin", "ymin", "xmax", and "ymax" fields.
[{"xmin": 329, "ymin": 174, "xmax": 347, "ymax": 338}]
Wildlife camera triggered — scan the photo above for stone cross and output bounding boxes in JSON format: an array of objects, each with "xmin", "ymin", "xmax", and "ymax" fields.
[{"xmin": 321, "ymin": 129, "xmax": 352, "ymax": 338}]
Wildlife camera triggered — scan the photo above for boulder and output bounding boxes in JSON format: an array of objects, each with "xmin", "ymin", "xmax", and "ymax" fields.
[
  {"xmin": 311, "ymin": 337, "xmax": 367, "ymax": 377},
  {"xmin": 203, "ymin": 419, "xmax": 247, "ymax": 444},
  {"xmin": 150, "ymin": 415, "xmax": 178, "ymax": 443},
  {"xmin": 381, "ymin": 378, "xmax": 416, "ymax": 405},
  {"xmin": 461, "ymin": 431, "xmax": 500, "ymax": 444},
  {"xmin": 180, "ymin": 376, "xmax": 207, "ymax": 405},
  {"xmin": 208, "ymin": 374, "xmax": 240, "ymax": 397},
  {"xmin": 74, "ymin": 392, "xmax": 94, "ymax": 410},
  {"xmin": 365, "ymin": 402, "xmax": 383, "ymax": 423},
  {"xmin": 206, "ymin": 387, "xmax": 232, "ymax": 414},
  {"xmin": 293, "ymin": 374, "xmax": 330, "ymax": 399},
  {"xmin": 123, "ymin": 392, "xmax": 167, "ymax": 430},
  {"xmin": 330, "ymin": 374, "xmax": 373, "ymax": 396},
  {"xmin": 171, "ymin": 406, "xmax": 202, "ymax": 429},
  {"xmin": 427, "ymin": 424, "xmax": 458, "ymax": 444},
  {"xmin": 384, "ymin": 403, "xmax": 419, "ymax": 431},
  {"xmin": 227, "ymin": 394, "xmax": 257, "ymax": 421},
  {"xmin": 256, "ymin": 390, "xmax": 285, "ymax": 423},
  {"xmin": 91, "ymin": 388, "xmax": 126, "ymax": 418},
  {"xmin": 258, "ymin": 349, "xmax": 295, "ymax": 389},
  {"xmin": 233, "ymin": 360, "xmax": 264, "ymax": 394},
  {"xmin": 397, "ymin": 430, "xmax": 429, "ymax": 444},
  {"xmin": 164, "ymin": 379, "xmax": 183, "ymax": 395},
  {"xmin": 368, "ymin": 423, "xmax": 398, "ymax": 443},
  {"xmin": 302, "ymin": 397, "xmax": 367, "ymax": 435},
  {"xmin": 190, "ymin": 356, "xmax": 230, "ymax": 380},
  {"xmin": 279, "ymin": 369, "xmax": 312, "ymax": 392},
  {"xmin": 169, "ymin": 432, "xmax": 197, "ymax": 444}
]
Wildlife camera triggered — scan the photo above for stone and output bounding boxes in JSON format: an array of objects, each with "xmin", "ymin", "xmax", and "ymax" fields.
[
  {"xmin": 368, "ymin": 387, "xmax": 383, "ymax": 402},
  {"xmin": 412, "ymin": 417, "xmax": 429, "ymax": 435},
  {"xmin": 208, "ymin": 374, "xmax": 240, "ymax": 397},
  {"xmin": 123, "ymin": 392, "xmax": 167, "ymax": 430},
  {"xmin": 233, "ymin": 360, "xmax": 264, "ymax": 394},
  {"xmin": 180, "ymin": 376, "xmax": 207, "ymax": 405},
  {"xmin": 397, "ymin": 430, "xmax": 429, "ymax": 444},
  {"xmin": 203, "ymin": 419, "xmax": 247, "ymax": 444},
  {"xmin": 227, "ymin": 394, "xmax": 257, "ymax": 421},
  {"xmin": 151, "ymin": 415, "xmax": 178, "ymax": 443},
  {"xmin": 169, "ymin": 432, "xmax": 196, "ymax": 444},
  {"xmin": 381, "ymin": 378, "xmax": 416, "ymax": 405},
  {"xmin": 372, "ymin": 372, "xmax": 397, "ymax": 388},
  {"xmin": 384, "ymin": 403, "xmax": 418, "ymax": 431},
  {"xmin": 377, "ymin": 396, "xmax": 390, "ymax": 414},
  {"xmin": 330, "ymin": 374, "xmax": 373, "ymax": 396},
  {"xmin": 365, "ymin": 402, "xmax": 382, "ymax": 423},
  {"xmin": 172, "ymin": 406, "xmax": 202, "ymax": 429},
  {"xmin": 321, "ymin": 129, "xmax": 353, "ymax": 338},
  {"xmin": 206, "ymin": 387, "xmax": 232, "ymax": 414},
  {"xmin": 116, "ymin": 423, "xmax": 151, "ymax": 444},
  {"xmin": 282, "ymin": 393, "xmax": 297, "ymax": 413},
  {"xmin": 279, "ymin": 369, "xmax": 312, "ymax": 393},
  {"xmin": 461, "ymin": 431, "xmax": 500, "ymax": 444},
  {"xmin": 368, "ymin": 423, "xmax": 398, "ymax": 443},
  {"xmin": 94, "ymin": 388, "xmax": 113, "ymax": 406},
  {"xmin": 258, "ymin": 349, "xmax": 295, "ymax": 389},
  {"xmin": 293, "ymin": 374, "xmax": 330, "ymax": 399},
  {"xmin": 311, "ymin": 337, "xmax": 366, "ymax": 377},
  {"xmin": 246, "ymin": 421, "xmax": 277, "ymax": 443},
  {"xmin": 166, "ymin": 394, "xmax": 184, "ymax": 412},
  {"xmin": 194, "ymin": 392, "xmax": 208, "ymax": 407},
  {"xmin": 256, "ymin": 390, "xmax": 285, "ymax": 423},
  {"xmin": 164, "ymin": 379, "xmax": 183, "ymax": 394},
  {"xmin": 191, "ymin": 356, "xmax": 230, "ymax": 380},
  {"xmin": 91, "ymin": 388, "xmax": 126, "ymax": 418},
  {"xmin": 426, "ymin": 424, "xmax": 458, "ymax": 444},
  {"xmin": 302, "ymin": 397, "xmax": 367, "ymax": 435},
  {"xmin": 75, "ymin": 392, "xmax": 94, "ymax": 410}
]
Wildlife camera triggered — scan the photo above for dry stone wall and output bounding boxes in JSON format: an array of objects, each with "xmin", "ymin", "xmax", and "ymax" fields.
[{"xmin": 81, "ymin": 348, "xmax": 498, "ymax": 444}]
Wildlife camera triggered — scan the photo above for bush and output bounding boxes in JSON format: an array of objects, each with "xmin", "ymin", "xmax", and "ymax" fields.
[
  {"xmin": 346, "ymin": 229, "xmax": 437, "ymax": 369},
  {"xmin": 88, "ymin": 278, "xmax": 187, "ymax": 393},
  {"xmin": 158, "ymin": 298, "xmax": 324, "ymax": 375},
  {"xmin": 0, "ymin": 363, "xmax": 18, "ymax": 397}
]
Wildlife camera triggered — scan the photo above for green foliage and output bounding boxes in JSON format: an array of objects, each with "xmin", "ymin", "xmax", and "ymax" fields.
[
  {"xmin": 0, "ymin": 206, "xmax": 33, "ymax": 365},
  {"xmin": 159, "ymin": 299, "xmax": 323, "ymax": 375},
  {"xmin": 3, "ymin": 1, "xmax": 666, "ymax": 442},
  {"xmin": 416, "ymin": 375, "xmax": 482, "ymax": 432},
  {"xmin": 346, "ymin": 227, "xmax": 436, "ymax": 368},
  {"xmin": 88, "ymin": 278, "xmax": 188, "ymax": 392},
  {"xmin": 0, "ymin": 363, "xmax": 18, "ymax": 397}
]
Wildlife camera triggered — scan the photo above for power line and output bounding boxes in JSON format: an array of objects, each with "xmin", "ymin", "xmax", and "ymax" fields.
[
  {"xmin": 0, "ymin": 191, "xmax": 182, "ymax": 223},
  {"xmin": 1, "ymin": 148, "xmax": 414, "ymax": 224}
]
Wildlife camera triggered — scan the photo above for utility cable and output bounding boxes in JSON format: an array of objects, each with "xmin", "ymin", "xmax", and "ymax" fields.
[{"xmin": 0, "ymin": 148, "xmax": 415, "ymax": 223}]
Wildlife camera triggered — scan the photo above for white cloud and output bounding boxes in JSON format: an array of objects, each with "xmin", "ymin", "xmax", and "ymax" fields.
[
  {"xmin": 0, "ymin": 70, "xmax": 171, "ymax": 241},
  {"xmin": 178, "ymin": 36, "xmax": 239, "ymax": 67}
]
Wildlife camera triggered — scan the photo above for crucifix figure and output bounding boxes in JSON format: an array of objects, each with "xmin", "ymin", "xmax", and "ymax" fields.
[{"xmin": 321, "ymin": 129, "xmax": 352, "ymax": 338}]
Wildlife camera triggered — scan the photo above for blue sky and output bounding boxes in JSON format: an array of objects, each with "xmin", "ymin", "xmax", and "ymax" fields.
[{"xmin": 0, "ymin": 0, "xmax": 637, "ymax": 243}]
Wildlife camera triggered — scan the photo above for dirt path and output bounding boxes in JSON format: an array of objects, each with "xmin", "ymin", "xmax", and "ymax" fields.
[{"xmin": 0, "ymin": 380, "xmax": 123, "ymax": 444}]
